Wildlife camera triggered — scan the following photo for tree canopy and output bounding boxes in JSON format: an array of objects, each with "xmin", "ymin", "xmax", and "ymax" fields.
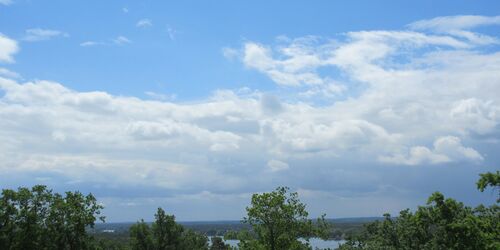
[
  {"xmin": 240, "ymin": 186, "xmax": 329, "ymax": 250},
  {"xmin": 129, "ymin": 207, "xmax": 208, "ymax": 250},
  {"xmin": 0, "ymin": 185, "xmax": 104, "ymax": 250},
  {"xmin": 477, "ymin": 170, "xmax": 500, "ymax": 202},
  {"xmin": 1, "ymin": 171, "xmax": 498, "ymax": 250},
  {"xmin": 339, "ymin": 171, "xmax": 500, "ymax": 250}
]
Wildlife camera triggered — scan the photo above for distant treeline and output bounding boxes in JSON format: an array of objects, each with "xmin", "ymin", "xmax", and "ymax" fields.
[
  {"xmin": 92, "ymin": 217, "xmax": 376, "ymax": 242},
  {"xmin": 1, "ymin": 171, "xmax": 498, "ymax": 250}
]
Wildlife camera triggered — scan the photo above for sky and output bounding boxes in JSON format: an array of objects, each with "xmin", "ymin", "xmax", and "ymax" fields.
[{"xmin": 0, "ymin": 0, "xmax": 499, "ymax": 222}]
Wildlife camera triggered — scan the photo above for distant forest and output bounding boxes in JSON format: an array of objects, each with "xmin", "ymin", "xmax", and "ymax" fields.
[{"xmin": 0, "ymin": 171, "xmax": 498, "ymax": 250}]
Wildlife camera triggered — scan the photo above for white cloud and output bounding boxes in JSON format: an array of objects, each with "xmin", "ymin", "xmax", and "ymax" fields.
[
  {"xmin": 1, "ymin": 16, "xmax": 500, "ymax": 217},
  {"xmin": 380, "ymin": 136, "xmax": 483, "ymax": 165},
  {"xmin": 81, "ymin": 37, "xmax": 132, "ymax": 47},
  {"xmin": 409, "ymin": 15, "xmax": 500, "ymax": 32},
  {"xmin": 267, "ymin": 159, "xmax": 289, "ymax": 172},
  {"xmin": 242, "ymin": 41, "xmax": 325, "ymax": 87},
  {"xmin": 122, "ymin": 7, "xmax": 129, "ymax": 13},
  {"xmin": 80, "ymin": 41, "xmax": 102, "ymax": 47},
  {"xmin": 0, "ymin": 68, "xmax": 20, "ymax": 79},
  {"xmin": 136, "ymin": 19, "xmax": 153, "ymax": 28},
  {"xmin": 238, "ymin": 29, "xmax": 485, "ymax": 95},
  {"xmin": 0, "ymin": 34, "xmax": 19, "ymax": 63},
  {"xmin": 433, "ymin": 136, "xmax": 483, "ymax": 161},
  {"xmin": 229, "ymin": 15, "xmax": 500, "ymax": 161},
  {"xmin": 23, "ymin": 28, "xmax": 68, "ymax": 42},
  {"xmin": 450, "ymin": 98, "xmax": 499, "ymax": 135},
  {"xmin": 113, "ymin": 36, "xmax": 131, "ymax": 45}
]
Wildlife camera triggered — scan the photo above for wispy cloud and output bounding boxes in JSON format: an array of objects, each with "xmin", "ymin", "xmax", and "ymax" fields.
[
  {"xmin": 122, "ymin": 7, "xmax": 129, "ymax": 13},
  {"xmin": 23, "ymin": 28, "xmax": 68, "ymax": 42},
  {"xmin": 409, "ymin": 15, "xmax": 500, "ymax": 31},
  {"xmin": 0, "ymin": 34, "xmax": 18, "ymax": 63},
  {"xmin": 113, "ymin": 36, "xmax": 131, "ymax": 45},
  {"xmin": 80, "ymin": 36, "xmax": 132, "ymax": 47},
  {"xmin": 80, "ymin": 41, "xmax": 102, "ymax": 47},
  {"xmin": 222, "ymin": 47, "xmax": 239, "ymax": 61},
  {"xmin": 136, "ymin": 19, "xmax": 153, "ymax": 28}
]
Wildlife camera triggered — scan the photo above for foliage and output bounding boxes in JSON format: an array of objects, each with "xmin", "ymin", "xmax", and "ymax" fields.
[
  {"xmin": 152, "ymin": 208, "xmax": 184, "ymax": 249},
  {"xmin": 129, "ymin": 207, "xmax": 209, "ymax": 250},
  {"xmin": 181, "ymin": 229, "xmax": 209, "ymax": 250},
  {"xmin": 240, "ymin": 187, "xmax": 330, "ymax": 250},
  {"xmin": 0, "ymin": 185, "xmax": 104, "ymax": 250},
  {"xmin": 4, "ymin": 172, "xmax": 499, "ymax": 250},
  {"xmin": 129, "ymin": 219, "xmax": 154, "ymax": 250},
  {"xmin": 477, "ymin": 170, "xmax": 500, "ymax": 202},
  {"xmin": 210, "ymin": 236, "xmax": 231, "ymax": 250},
  {"xmin": 339, "ymin": 171, "xmax": 500, "ymax": 250}
]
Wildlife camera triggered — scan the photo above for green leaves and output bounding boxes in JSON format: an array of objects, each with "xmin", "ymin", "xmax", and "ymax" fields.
[
  {"xmin": 339, "ymin": 172, "xmax": 500, "ymax": 250},
  {"xmin": 129, "ymin": 207, "xmax": 209, "ymax": 250},
  {"xmin": 242, "ymin": 186, "xmax": 329, "ymax": 250},
  {"xmin": 0, "ymin": 185, "xmax": 104, "ymax": 250},
  {"xmin": 130, "ymin": 219, "xmax": 154, "ymax": 250},
  {"xmin": 477, "ymin": 171, "xmax": 500, "ymax": 202}
]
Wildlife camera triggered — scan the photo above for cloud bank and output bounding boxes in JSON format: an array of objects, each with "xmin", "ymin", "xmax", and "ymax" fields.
[{"xmin": 1, "ymin": 15, "xmax": 499, "ymax": 220}]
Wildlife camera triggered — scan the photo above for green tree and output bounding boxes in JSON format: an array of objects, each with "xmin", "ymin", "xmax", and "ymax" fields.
[
  {"xmin": 130, "ymin": 219, "xmax": 154, "ymax": 250},
  {"xmin": 210, "ymin": 236, "xmax": 230, "ymax": 250},
  {"xmin": 152, "ymin": 207, "xmax": 184, "ymax": 250},
  {"xmin": 0, "ymin": 189, "xmax": 17, "ymax": 249},
  {"xmin": 0, "ymin": 185, "xmax": 104, "ymax": 250},
  {"xmin": 241, "ymin": 187, "xmax": 329, "ymax": 250},
  {"xmin": 339, "ymin": 171, "xmax": 500, "ymax": 250},
  {"xmin": 132, "ymin": 207, "xmax": 209, "ymax": 250},
  {"xmin": 181, "ymin": 229, "xmax": 209, "ymax": 250},
  {"xmin": 477, "ymin": 170, "xmax": 500, "ymax": 202}
]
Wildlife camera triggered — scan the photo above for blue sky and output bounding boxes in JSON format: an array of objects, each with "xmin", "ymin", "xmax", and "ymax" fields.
[{"xmin": 1, "ymin": 0, "xmax": 500, "ymax": 222}]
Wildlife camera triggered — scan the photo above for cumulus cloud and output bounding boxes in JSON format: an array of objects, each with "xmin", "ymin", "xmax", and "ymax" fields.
[
  {"xmin": 379, "ymin": 136, "xmax": 483, "ymax": 165},
  {"xmin": 23, "ymin": 28, "xmax": 69, "ymax": 42},
  {"xmin": 1, "ymin": 15, "xmax": 500, "ymax": 220},
  {"xmin": 450, "ymin": 98, "xmax": 500, "ymax": 135},
  {"xmin": 0, "ymin": 34, "xmax": 18, "ymax": 63}
]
